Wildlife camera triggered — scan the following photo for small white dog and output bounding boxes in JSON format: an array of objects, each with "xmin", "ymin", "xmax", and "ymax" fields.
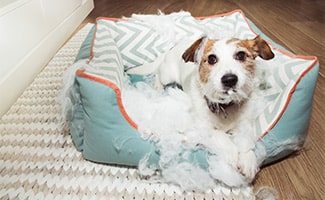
[{"xmin": 129, "ymin": 35, "xmax": 274, "ymax": 183}]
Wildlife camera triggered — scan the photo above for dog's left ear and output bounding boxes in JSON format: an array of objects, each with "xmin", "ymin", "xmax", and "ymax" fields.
[
  {"xmin": 182, "ymin": 36, "xmax": 206, "ymax": 63},
  {"xmin": 251, "ymin": 35, "xmax": 274, "ymax": 60}
]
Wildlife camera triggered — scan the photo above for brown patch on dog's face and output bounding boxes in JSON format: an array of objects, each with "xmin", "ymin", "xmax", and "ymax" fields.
[
  {"xmin": 234, "ymin": 36, "xmax": 274, "ymax": 75},
  {"xmin": 199, "ymin": 60, "xmax": 212, "ymax": 83},
  {"xmin": 202, "ymin": 40, "xmax": 215, "ymax": 57},
  {"xmin": 233, "ymin": 49, "xmax": 256, "ymax": 76},
  {"xmin": 238, "ymin": 35, "xmax": 274, "ymax": 60},
  {"xmin": 182, "ymin": 37, "xmax": 218, "ymax": 84},
  {"xmin": 199, "ymin": 40, "xmax": 217, "ymax": 83}
]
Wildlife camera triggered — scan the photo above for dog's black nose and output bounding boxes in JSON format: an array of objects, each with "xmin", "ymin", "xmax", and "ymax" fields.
[{"xmin": 221, "ymin": 73, "xmax": 238, "ymax": 88}]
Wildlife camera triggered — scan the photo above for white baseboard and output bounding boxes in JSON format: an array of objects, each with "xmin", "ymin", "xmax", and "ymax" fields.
[{"xmin": 0, "ymin": 0, "xmax": 94, "ymax": 117}]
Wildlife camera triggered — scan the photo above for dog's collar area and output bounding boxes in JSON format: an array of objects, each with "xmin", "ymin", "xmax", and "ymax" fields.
[
  {"xmin": 204, "ymin": 95, "xmax": 235, "ymax": 118},
  {"xmin": 164, "ymin": 82, "xmax": 183, "ymax": 90}
]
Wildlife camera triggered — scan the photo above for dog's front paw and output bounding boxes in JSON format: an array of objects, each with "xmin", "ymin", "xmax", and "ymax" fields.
[
  {"xmin": 237, "ymin": 150, "xmax": 258, "ymax": 182},
  {"xmin": 223, "ymin": 143, "xmax": 240, "ymax": 171}
]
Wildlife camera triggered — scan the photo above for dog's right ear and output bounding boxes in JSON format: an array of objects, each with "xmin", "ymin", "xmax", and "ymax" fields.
[{"xmin": 182, "ymin": 37, "xmax": 206, "ymax": 63}]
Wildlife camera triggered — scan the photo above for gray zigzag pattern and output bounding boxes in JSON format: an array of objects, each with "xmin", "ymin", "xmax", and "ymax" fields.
[{"xmin": 102, "ymin": 20, "xmax": 166, "ymax": 69}]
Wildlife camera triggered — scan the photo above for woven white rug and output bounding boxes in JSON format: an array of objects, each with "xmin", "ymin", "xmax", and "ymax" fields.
[{"xmin": 0, "ymin": 24, "xmax": 255, "ymax": 200}]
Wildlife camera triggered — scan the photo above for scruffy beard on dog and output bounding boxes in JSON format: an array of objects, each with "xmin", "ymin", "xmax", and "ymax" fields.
[{"xmin": 128, "ymin": 35, "xmax": 274, "ymax": 184}]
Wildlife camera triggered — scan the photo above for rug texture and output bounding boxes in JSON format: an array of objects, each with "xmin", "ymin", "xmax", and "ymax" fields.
[{"xmin": 0, "ymin": 24, "xmax": 255, "ymax": 200}]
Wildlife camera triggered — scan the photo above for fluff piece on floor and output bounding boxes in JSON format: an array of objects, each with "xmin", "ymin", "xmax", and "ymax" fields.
[{"xmin": 255, "ymin": 186, "xmax": 278, "ymax": 200}]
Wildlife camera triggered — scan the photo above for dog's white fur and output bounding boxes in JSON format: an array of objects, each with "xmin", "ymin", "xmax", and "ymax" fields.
[{"xmin": 128, "ymin": 35, "xmax": 274, "ymax": 183}]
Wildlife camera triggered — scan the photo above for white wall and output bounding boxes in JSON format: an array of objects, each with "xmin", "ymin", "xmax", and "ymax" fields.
[{"xmin": 0, "ymin": 0, "xmax": 94, "ymax": 116}]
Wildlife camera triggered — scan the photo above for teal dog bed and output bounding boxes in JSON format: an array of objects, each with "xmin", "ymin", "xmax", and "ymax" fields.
[{"xmin": 63, "ymin": 10, "xmax": 319, "ymax": 187}]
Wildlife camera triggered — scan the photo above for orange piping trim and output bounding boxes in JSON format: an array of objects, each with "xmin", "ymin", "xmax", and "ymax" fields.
[
  {"xmin": 76, "ymin": 70, "xmax": 139, "ymax": 130},
  {"xmin": 195, "ymin": 9, "xmax": 244, "ymax": 20},
  {"xmin": 96, "ymin": 16, "xmax": 125, "ymax": 21}
]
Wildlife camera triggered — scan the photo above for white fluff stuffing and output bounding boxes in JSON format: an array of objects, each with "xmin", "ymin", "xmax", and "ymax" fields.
[
  {"xmin": 122, "ymin": 80, "xmax": 249, "ymax": 191},
  {"xmin": 255, "ymin": 186, "xmax": 278, "ymax": 200},
  {"xmin": 129, "ymin": 10, "xmax": 232, "ymax": 49},
  {"xmin": 130, "ymin": 10, "xmax": 180, "ymax": 49},
  {"xmin": 58, "ymin": 60, "xmax": 107, "ymax": 126},
  {"xmin": 58, "ymin": 59, "xmax": 88, "ymax": 126},
  {"xmin": 122, "ymin": 81, "xmax": 194, "ymax": 136}
]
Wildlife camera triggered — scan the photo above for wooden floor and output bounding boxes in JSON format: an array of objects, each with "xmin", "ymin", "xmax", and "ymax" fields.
[{"xmin": 79, "ymin": 0, "xmax": 324, "ymax": 199}]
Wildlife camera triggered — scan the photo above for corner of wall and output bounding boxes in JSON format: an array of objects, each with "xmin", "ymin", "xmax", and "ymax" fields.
[{"xmin": 0, "ymin": 0, "xmax": 94, "ymax": 117}]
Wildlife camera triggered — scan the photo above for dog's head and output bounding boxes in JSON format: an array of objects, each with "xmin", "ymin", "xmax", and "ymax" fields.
[{"xmin": 182, "ymin": 35, "xmax": 274, "ymax": 106}]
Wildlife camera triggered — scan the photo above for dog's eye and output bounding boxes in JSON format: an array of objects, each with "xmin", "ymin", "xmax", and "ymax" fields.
[
  {"xmin": 208, "ymin": 54, "xmax": 218, "ymax": 65},
  {"xmin": 235, "ymin": 51, "xmax": 246, "ymax": 62}
]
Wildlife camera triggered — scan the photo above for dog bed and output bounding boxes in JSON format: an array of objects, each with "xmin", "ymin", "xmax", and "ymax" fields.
[{"xmin": 62, "ymin": 10, "xmax": 319, "ymax": 188}]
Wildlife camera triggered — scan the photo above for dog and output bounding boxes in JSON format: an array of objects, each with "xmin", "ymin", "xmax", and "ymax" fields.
[{"xmin": 129, "ymin": 35, "xmax": 274, "ymax": 183}]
